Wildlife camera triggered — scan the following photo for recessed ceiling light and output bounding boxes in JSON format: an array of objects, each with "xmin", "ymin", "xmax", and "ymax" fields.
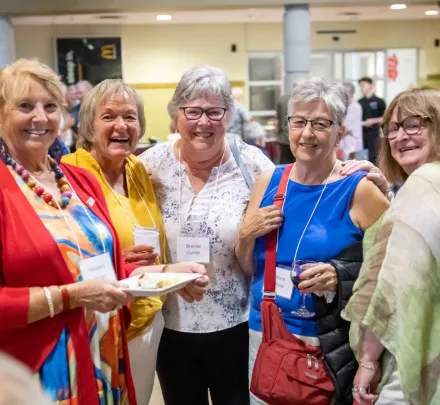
[
  {"xmin": 156, "ymin": 14, "xmax": 172, "ymax": 21},
  {"xmin": 425, "ymin": 10, "xmax": 439, "ymax": 16},
  {"xmin": 390, "ymin": 4, "xmax": 407, "ymax": 10}
]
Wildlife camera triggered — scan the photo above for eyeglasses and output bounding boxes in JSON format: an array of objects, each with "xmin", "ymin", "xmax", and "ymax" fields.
[
  {"xmin": 287, "ymin": 116, "xmax": 335, "ymax": 132},
  {"xmin": 180, "ymin": 107, "xmax": 227, "ymax": 121},
  {"xmin": 383, "ymin": 115, "xmax": 428, "ymax": 140}
]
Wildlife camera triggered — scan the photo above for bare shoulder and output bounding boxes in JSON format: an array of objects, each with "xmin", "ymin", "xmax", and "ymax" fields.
[
  {"xmin": 350, "ymin": 177, "xmax": 390, "ymax": 231},
  {"xmin": 247, "ymin": 167, "xmax": 276, "ymax": 211}
]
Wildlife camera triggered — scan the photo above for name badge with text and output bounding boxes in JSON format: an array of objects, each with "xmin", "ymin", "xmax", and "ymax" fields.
[
  {"xmin": 275, "ymin": 266, "xmax": 294, "ymax": 299},
  {"xmin": 177, "ymin": 237, "xmax": 210, "ymax": 263},
  {"xmin": 79, "ymin": 252, "xmax": 117, "ymax": 281}
]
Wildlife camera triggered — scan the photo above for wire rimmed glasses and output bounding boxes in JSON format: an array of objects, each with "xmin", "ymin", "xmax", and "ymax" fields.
[{"xmin": 287, "ymin": 116, "xmax": 335, "ymax": 132}]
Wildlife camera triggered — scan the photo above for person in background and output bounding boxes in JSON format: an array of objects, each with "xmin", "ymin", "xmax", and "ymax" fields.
[
  {"xmin": 340, "ymin": 82, "xmax": 363, "ymax": 160},
  {"xmin": 0, "ymin": 352, "xmax": 51, "ymax": 405},
  {"xmin": 344, "ymin": 87, "xmax": 440, "ymax": 405},
  {"xmin": 62, "ymin": 78, "xmax": 173, "ymax": 405},
  {"xmin": 276, "ymin": 93, "xmax": 295, "ymax": 164},
  {"xmin": 236, "ymin": 77, "xmax": 389, "ymax": 405},
  {"xmin": 358, "ymin": 77, "xmax": 386, "ymax": 164},
  {"xmin": 66, "ymin": 84, "xmax": 79, "ymax": 109},
  {"xmin": 70, "ymin": 80, "xmax": 93, "ymax": 134},
  {"xmin": 227, "ymin": 87, "xmax": 252, "ymax": 141},
  {"xmin": 140, "ymin": 65, "xmax": 274, "ymax": 405}
]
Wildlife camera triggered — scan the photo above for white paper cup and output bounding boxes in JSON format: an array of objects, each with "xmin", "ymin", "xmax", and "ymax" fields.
[{"xmin": 133, "ymin": 228, "xmax": 161, "ymax": 255}]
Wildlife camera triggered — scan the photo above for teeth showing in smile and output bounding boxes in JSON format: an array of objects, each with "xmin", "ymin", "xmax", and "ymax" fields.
[
  {"xmin": 192, "ymin": 133, "xmax": 213, "ymax": 138},
  {"xmin": 25, "ymin": 129, "xmax": 48, "ymax": 135},
  {"xmin": 300, "ymin": 143, "xmax": 317, "ymax": 148},
  {"xmin": 111, "ymin": 138, "xmax": 129, "ymax": 143},
  {"xmin": 400, "ymin": 146, "xmax": 418, "ymax": 152}
]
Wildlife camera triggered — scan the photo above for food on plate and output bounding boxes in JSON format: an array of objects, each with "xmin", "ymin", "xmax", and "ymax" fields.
[
  {"xmin": 137, "ymin": 276, "xmax": 179, "ymax": 289},
  {"xmin": 138, "ymin": 276, "xmax": 159, "ymax": 289}
]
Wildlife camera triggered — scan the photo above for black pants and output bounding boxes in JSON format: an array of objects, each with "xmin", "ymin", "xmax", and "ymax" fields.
[
  {"xmin": 363, "ymin": 132, "xmax": 380, "ymax": 164},
  {"xmin": 156, "ymin": 323, "xmax": 250, "ymax": 405},
  {"xmin": 279, "ymin": 143, "xmax": 295, "ymax": 164}
]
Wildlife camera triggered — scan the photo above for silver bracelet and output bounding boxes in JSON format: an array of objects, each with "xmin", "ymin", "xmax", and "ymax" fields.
[
  {"xmin": 43, "ymin": 287, "xmax": 55, "ymax": 318},
  {"xmin": 384, "ymin": 188, "xmax": 395, "ymax": 202}
]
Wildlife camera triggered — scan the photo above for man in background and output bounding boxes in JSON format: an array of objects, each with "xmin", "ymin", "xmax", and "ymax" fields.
[
  {"xmin": 227, "ymin": 87, "xmax": 252, "ymax": 140},
  {"xmin": 358, "ymin": 77, "xmax": 386, "ymax": 163},
  {"xmin": 70, "ymin": 80, "xmax": 93, "ymax": 135}
]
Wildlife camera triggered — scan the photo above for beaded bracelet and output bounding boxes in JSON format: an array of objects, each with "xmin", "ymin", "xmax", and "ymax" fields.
[{"xmin": 43, "ymin": 287, "xmax": 55, "ymax": 318}]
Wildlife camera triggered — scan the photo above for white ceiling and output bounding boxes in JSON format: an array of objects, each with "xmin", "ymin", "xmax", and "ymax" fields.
[
  {"xmin": 11, "ymin": 4, "xmax": 440, "ymax": 25},
  {"xmin": 2, "ymin": 0, "xmax": 439, "ymax": 16}
]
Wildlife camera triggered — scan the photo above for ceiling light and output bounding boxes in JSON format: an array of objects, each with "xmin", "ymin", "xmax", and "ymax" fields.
[
  {"xmin": 390, "ymin": 4, "xmax": 407, "ymax": 10},
  {"xmin": 156, "ymin": 14, "xmax": 172, "ymax": 21},
  {"xmin": 425, "ymin": 10, "xmax": 439, "ymax": 16}
]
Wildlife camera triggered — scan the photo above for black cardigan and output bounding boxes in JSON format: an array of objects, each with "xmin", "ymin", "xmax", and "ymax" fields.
[{"xmin": 314, "ymin": 240, "xmax": 363, "ymax": 405}]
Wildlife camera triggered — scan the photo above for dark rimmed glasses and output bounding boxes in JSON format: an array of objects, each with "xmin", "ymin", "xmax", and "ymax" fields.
[
  {"xmin": 287, "ymin": 116, "xmax": 335, "ymax": 132},
  {"xmin": 383, "ymin": 115, "xmax": 428, "ymax": 140},
  {"xmin": 180, "ymin": 107, "xmax": 227, "ymax": 121}
]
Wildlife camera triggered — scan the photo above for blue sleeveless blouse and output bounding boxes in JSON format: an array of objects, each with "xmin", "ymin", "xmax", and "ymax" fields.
[{"xmin": 248, "ymin": 166, "xmax": 366, "ymax": 336}]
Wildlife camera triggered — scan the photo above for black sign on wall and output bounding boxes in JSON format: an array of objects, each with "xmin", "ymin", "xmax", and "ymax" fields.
[{"xmin": 56, "ymin": 37, "xmax": 122, "ymax": 85}]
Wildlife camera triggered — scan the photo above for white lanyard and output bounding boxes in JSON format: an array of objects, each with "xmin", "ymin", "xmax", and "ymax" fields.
[
  {"xmin": 282, "ymin": 160, "xmax": 339, "ymax": 263},
  {"xmin": 103, "ymin": 171, "xmax": 157, "ymax": 229},
  {"xmin": 178, "ymin": 142, "xmax": 226, "ymax": 238}
]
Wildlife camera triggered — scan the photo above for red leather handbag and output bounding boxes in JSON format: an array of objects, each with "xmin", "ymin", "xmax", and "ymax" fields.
[{"xmin": 250, "ymin": 164, "xmax": 335, "ymax": 405}]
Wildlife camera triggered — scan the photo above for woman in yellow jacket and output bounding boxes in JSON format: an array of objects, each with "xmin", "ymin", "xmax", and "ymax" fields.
[{"xmin": 63, "ymin": 79, "xmax": 169, "ymax": 405}]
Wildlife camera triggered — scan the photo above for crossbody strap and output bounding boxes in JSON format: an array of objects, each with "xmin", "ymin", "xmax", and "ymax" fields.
[
  {"xmin": 229, "ymin": 137, "xmax": 254, "ymax": 189},
  {"xmin": 263, "ymin": 164, "xmax": 294, "ymax": 301}
]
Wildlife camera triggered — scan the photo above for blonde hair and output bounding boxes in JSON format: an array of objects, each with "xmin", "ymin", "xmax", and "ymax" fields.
[
  {"xmin": 77, "ymin": 79, "xmax": 145, "ymax": 151},
  {"xmin": 379, "ymin": 88, "xmax": 440, "ymax": 184},
  {"xmin": 0, "ymin": 59, "xmax": 66, "ymax": 116}
]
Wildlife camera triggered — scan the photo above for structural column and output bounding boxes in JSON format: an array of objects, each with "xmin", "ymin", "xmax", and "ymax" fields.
[
  {"xmin": 283, "ymin": 4, "xmax": 311, "ymax": 93},
  {"xmin": 0, "ymin": 15, "xmax": 15, "ymax": 69}
]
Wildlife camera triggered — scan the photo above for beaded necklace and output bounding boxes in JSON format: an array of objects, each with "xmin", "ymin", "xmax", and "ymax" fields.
[{"xmin": 6, "ymin": 155, "xmax": 73, "ymax": 208}]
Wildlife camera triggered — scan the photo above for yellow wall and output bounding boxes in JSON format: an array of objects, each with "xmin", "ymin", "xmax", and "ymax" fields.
[{"xmin": 13, "ymin": 19, "xmax": 440, "ymax": 139}]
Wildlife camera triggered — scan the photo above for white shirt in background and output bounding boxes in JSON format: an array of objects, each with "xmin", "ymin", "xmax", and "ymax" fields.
[{"xmin": 341, "ymin": 101, "xmax": 363, "ymax": 157}]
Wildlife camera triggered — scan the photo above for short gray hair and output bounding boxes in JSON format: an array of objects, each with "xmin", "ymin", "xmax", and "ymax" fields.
[
  {"xmin": 343, "ymin": 82, "xmax": 356, "ymax": 97},
  {"xmin": 168, "ymin": 65, "xmax": 235, "ymax": 124},
  {"xmin": 0, "ymin": 352, "xmax": 51, "ymax": 405},
  {"xmin": 77, "ymin": 79, "xmax": 145, "ymax": 151},
  {"xmin": 288, "ymin": 77, "xmax": 348, "ymax": 125}
]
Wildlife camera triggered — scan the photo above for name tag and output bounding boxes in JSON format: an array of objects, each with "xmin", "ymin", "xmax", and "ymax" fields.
[
  {"xmin": 275, "ymin": 266, "xmax": 294, "ymax": 299},
  {"xmin": 79, "ymin": 252, "xmax": 116, "ymax": 281},
  {"xmin": 176, "ymin": 237, "xmax": 210, "ymax": 263}
]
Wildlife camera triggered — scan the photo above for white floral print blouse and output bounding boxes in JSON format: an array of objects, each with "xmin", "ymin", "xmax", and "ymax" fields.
[{"xmin": 140, "ymin": 139, "xmax": 274, "ymax": 332}]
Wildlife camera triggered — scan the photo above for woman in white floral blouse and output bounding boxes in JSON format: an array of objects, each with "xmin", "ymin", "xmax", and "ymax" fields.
[{"xmin": 139, "ymin": 65, "xmax": 273, "ymax": 405}]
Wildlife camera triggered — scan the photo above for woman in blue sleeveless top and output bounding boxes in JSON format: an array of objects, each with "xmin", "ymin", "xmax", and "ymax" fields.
[{"xmin": 236, "ymin": 78, "xmax": 390, "ymax": 405}]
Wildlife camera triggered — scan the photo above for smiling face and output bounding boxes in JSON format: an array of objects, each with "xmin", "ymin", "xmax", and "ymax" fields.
[
  {"xmin": 388, "ymin": 108, "xmax": 437, "ymax": 175},
  {"xmin": 288, "ymin": 99, "xmax": 343, "ymax": 164},
  {"xmin": 0, "ymin": 78, "xmax": 61, "ymax": 157},
  {"xmin": 91, "ymin": 92, "xmax": 140, "ymax": 164},
  {"xmin": 176, "ymin": 96, "xmax": 228, "ymax": 155}
]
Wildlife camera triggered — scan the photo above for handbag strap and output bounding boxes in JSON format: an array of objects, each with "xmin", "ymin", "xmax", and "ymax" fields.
[
  {"xmin": 229, "ymin": 137, "xmax": 254, "ymax": 189},
  {"xmin": 263, "ymin": 164, "xmax": 294, "ymax": 301}
]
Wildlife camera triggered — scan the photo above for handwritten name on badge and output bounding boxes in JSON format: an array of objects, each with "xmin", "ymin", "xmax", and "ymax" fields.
[{"xmin": 177, "ymin": 237, "xmax": 210, "ymax": 263}]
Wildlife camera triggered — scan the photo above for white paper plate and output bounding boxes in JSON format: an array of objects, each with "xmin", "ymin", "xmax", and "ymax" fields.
[{"xmin": 119, "ymin": 272, "xmax": 201, "ymax": 297}]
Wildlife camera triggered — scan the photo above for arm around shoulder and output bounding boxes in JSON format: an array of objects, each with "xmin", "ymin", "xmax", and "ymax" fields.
[
  {"xmin": 235, "ymin": 167, "xmax": 275, "ymax": 276},
  {"xmin": 350, "ymin": 177, "xmax": 390, "ymax": 231}
]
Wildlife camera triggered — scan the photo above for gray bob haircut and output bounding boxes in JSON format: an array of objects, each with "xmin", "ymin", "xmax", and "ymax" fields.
[
  {"xmin": 77, "ymin": 79, "xmax": 146, "ymax": 151},
  {"xmin": 168, "ymin": 65, "xmax": 235, "ymax": 124},
  {"xmin": 288, "ymin": 77, "xmax": 348, "ymax": 125},
  {"xmin": 343, "ymin": 82, "xmax": 356, "ymax": 97}
]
